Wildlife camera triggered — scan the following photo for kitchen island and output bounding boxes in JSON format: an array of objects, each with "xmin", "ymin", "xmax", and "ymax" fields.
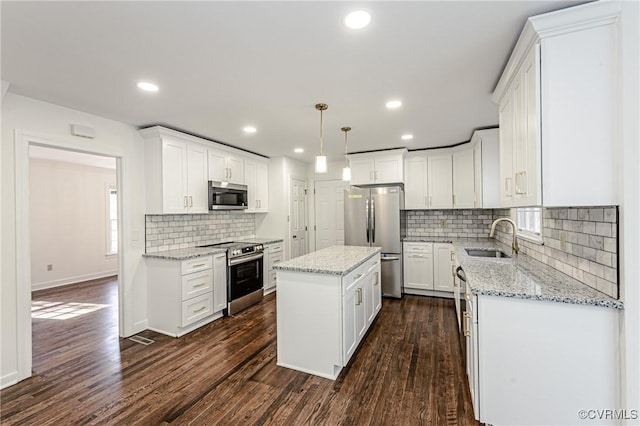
[{"xmin": 274, "ymin": 246, "xmax": 381, "ymax": 380}]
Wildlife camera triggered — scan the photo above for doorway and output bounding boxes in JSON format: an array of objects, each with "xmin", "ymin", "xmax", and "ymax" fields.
[
  {"xmin": 28, "ymin": 146, "xmax": 120, "ymax": 373},
  {"xmin": 314, "ymin": 179, "xmax": 349, "ymax": 251},
  {"xmin": 289, "ymin": 177, "xmax": 307, "ymax": 258},
  {"xmin": 13, "ymin": 131, "xmax": 126, "ymax": 386}
]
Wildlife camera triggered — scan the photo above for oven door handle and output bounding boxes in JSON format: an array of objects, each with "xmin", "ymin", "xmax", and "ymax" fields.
[{"xmin": 229, "ymin": 252, "xmax": 264, "ymax": 266}]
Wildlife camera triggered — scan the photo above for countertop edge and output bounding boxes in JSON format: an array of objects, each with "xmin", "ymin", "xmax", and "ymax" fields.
[{"xmin": 142, "ymin": 247, "xmax": 227, "ymax": 260}]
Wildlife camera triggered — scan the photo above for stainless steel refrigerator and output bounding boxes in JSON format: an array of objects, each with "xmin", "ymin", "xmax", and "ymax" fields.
[{"xmin": 345, "ymin": 186, "xmax": 404, "ymax": 298}]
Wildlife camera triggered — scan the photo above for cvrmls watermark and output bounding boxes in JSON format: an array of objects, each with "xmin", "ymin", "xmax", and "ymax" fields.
[{"xmin": 578, "ymin": 409, "xmax": 638, "ymax": 420}]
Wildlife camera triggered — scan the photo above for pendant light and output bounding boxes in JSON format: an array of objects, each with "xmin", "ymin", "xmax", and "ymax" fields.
[
  {"xmin": 314, "ymin": 103, "xmax": 328, "ymax": 173},
  {"xmin": 341, "ymin": 126, "xmax": 352, "ymax": 181}
]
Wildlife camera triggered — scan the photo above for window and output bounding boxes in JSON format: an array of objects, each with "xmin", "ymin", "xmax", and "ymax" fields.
[
  {"xmin": 107, "ymin": 186, "xmax": 118, "ymax": 255},
  {"xmin": 512, "ymin": 207, "xmax": 543, "ymax": 243}
]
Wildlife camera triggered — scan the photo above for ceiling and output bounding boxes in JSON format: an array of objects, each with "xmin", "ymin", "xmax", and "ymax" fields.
[{"xmin": 2, "ymin": 1, "xmax": 586, "ymax": 164}]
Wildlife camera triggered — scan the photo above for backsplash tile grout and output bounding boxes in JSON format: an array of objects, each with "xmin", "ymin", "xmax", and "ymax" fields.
[{"xmin": 145, "ymin": 212, "xmax": 255, "ymax": 253}]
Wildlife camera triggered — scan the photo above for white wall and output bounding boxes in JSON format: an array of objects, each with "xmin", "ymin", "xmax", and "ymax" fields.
[
  {"xmin": 255, "ymin": 156, "xmax": 309, "ymax": 259},
  {"xmin": 1, "ymin": 93, "xmax": 147, "ymax": 388},
  {"xmin": 29, "ymin": 159, "xmax": 118, "ymax": 289},
  {"xmin": 620, "ymin": 0, "xmax": 640, "ymax": 415}
]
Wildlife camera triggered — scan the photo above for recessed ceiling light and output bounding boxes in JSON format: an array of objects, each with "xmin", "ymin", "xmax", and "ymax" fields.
[
  {"xmin": 385, "ymin": 100, "xmax": 402, "ymax": 109},
  {"xmin": 294, "ymin": 148, "xmax": 304, "ymax": 154},
  {"xmin": 137, "ymin": 81, "xmax": 159, "ymax": 92},
  {"xmin": 243, "ymin": 126, "xmax": 257, "ymax": 134},
  {"xmin": 401, "ymin": 134, "xmax": 414, "ymax": 140},
  {"xmin": 344, "ymin": 10, "xmax": 371, "ymax": 29}
]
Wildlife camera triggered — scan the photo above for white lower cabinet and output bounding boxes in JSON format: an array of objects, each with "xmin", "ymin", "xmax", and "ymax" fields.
[
  {"xmin": 466, "ymin": 293, "xmax": 619, "ymax": 424},
  {"xmin": 146, "ymin": 254, "xmax": 226, "ymax": 337},
  {"xmin": 276, "ymin": 253, "xmax": 381, "ymax": 380},
  {"xmin": 403, "ymin": 242, "xmax": 454, "ymax": 295},
  {"xmin": 263, "ymin": 242, "xmax": 283, "ymax": 295}
]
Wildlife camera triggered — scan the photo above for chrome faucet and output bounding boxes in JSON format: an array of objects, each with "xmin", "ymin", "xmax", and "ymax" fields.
[{"xmin": 489, "ymin": 218, "xmax": 519, "ymax": 256}]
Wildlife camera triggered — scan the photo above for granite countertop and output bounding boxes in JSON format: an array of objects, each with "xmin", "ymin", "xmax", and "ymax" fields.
[
  {"xmin": 143, "ymin": 246, "xmax": 227, "ymax": 260},
  {"xmin": 274, "ymin": 246, "xmax": 381, "ymax": 276},
  {"xmin": 236, "ymin": 237, "xmax": 284, "ymax": 245},
  {"xmin": 454, "ymin": 239, "xmax": 623, "ymax": 309}
]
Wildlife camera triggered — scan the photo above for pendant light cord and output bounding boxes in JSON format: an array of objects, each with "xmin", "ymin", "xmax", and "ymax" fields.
[{"xmin": 320, "ymin": 108, "xmax": 324, "ymax": 156}]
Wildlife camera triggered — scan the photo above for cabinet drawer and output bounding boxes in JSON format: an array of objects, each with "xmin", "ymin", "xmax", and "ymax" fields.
[
  {"xmin": 404, "ymin": 242, "xmax": 433, "ymax": 253},
  {"xmin": 181, "ymin": 269, "xmax": 213, "ymax": 300},
  {"xmin": 181, "ymin": 256, "xmax": 213, "ymax": 275},
  {"xmin": 270, "ymin": 252, "xmax": 283, "ymax": 269},
  {"xmin": 269, "ymin": 243, "xmax": 283, "ymax": 254},
  {"xmin": 343, "ymin": 261, "xmax": 370, "ymax": 294},
  {"xmin": 181, "ymin": 292, "xmax": 213, "ymax": 327}
]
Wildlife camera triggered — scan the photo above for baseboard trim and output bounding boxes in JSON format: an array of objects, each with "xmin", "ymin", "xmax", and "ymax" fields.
[
  {"xmin": 1, "ymin": 371, "xmax": 19, "ymax": 390},
  {"xmin": 32, "ymin": 271, "xmax": 118, "ymax": 291}
]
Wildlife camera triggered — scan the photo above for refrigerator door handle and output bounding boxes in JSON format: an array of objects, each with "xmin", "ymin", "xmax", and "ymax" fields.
[
  {"xmin": 365, "ymin": 197, "xmax": 370, "ymax": 243},
  {"xmin": 381, "ymin": 256, "xmax": 400, "ymax": 261},
  {"xmin": 371, "ymin": 195, "xmax": 375, "ymax": 243}
]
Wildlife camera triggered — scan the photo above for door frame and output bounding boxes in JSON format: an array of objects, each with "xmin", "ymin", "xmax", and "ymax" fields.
[
  {"xmin": 14, "ymin": 130, "xmax": 126, "ymax": 385},
  {"xmin": 288, "ymin": 175, "xmax": 308, "ymax": 259}
]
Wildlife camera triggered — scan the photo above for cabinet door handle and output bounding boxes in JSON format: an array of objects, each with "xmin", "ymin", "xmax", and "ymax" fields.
[
  {"xmin": 229, "ymin": 168, "xmax": 232, "ymax": 179},
  {"xmin": 193, "ymin": 306, "xmax": 207, "ymax": 313},
  {"xmin": 463, "ymin": 312, "xmax": 471, "ymax": 337},
  {"xmin": 356, "ymin": 288, "xmax": 362, "ymax": 305},
  {"xmin": 429, "ymin": 195, "xmax": 432, "ymax": 207},
  {"xmin": 193, "ymin": 282, "xmax": 207, "ymax": 288},
  {"xmin": 452, "ymin": 194, "xmax": 456, "ymax": 206},
  {"xmin": 184, "ymin": 196, "xmax": 188, "ymax": 208},
  {"xmin": 505, "ymin": 177, "xmax": 513, "ymax": 197},
  {"xmin": 450, "ymin": 251, "xmax": 455, "ymax": 261},
  {"xmin": 515, "ymin": 171, "xmax": 527, "ymax": 195},
  {"xmin": 451, "ymin": 265, "xmax": 456, "ymax": 277},
  {"xmin": 374, "ymin": 272, "xmax": 379, "ymax": 286},
  {"xmin": 191, "ymin": 263, "xmax": 206, "ymax": 268},
  {"xmin": 189, "ymin": 196, "xmax": 193, "ymax": 207}
]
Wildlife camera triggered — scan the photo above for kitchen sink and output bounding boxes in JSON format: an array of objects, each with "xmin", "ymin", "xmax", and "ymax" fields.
[{"xmin": 465, "ymin": 248, "xmax": 511, "ymax": 258}]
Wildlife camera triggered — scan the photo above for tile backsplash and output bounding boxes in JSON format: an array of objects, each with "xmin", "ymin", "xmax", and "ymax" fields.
[
  {"xmin": 405, "ymin": 209, "xmax": 494, "ymax": 239},
  {"xmin": 145, "ymin": 212, "xmax": 255, "ymax": 253},
  {"xmin": 492, "ymin": 207, "xmax": 618, "ymax": 298}
]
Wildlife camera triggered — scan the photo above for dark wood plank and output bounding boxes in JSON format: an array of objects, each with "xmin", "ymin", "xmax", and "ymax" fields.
[{"xmin": 1, "ymin": 278, "xmax": 481, "ymax": 425}]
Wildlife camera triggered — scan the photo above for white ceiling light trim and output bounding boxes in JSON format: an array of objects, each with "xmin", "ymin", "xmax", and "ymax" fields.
[
  {"xmin": 137, "ymin": 81, "xmax": 159, "ymax": 92},
  {"xmin": 294, "ymin": 148, "xmax": 304, "ymax": 153},
  {"xmin": 401, "ymin": 134, "xmax": 414, "ymax": 140},
  {"xmin": 385, "ymin": 100, "xmax": 402, "ymax": 109},
  {"xmin": 243, "ymin": 126, "xmax": 257, "ymax": 133},
  {"xmin": 344, "ymin": 10, "xmax": 371, "ymax": 29}
]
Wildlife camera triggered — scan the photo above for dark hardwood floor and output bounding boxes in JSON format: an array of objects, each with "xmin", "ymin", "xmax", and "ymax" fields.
[{"xmin": 2, "ymin": 278, "xmax": 480, "ymax": 425}]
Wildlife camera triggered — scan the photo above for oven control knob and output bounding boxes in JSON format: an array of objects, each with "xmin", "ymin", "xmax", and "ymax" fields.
[
  {"xmin": 257, "ymin": 245, "xmax": 262, "ymax": 250},
  {"xmin": 232, "ymin": 249, "xmax": 239, "ymax": 255}
]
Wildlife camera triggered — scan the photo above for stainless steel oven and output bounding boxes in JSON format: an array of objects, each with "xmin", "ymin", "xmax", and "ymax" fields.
[{"xmin": 227, "ymin": 250, "xmax": 264, "ymax": 315}]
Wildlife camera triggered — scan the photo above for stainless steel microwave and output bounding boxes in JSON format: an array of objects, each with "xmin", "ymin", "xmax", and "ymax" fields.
[{"xmin": 208, "ymin": 181, "xmax": 248, "ymax": 210}]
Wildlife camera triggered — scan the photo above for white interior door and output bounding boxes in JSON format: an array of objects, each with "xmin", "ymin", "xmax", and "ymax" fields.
[
  {"xmin": 314, "ymin": 180, "xmax": 348, "ymax": 251},
  {"xmin": 289, "ymin": 177, "xmax": 307, "ymax": 259}
]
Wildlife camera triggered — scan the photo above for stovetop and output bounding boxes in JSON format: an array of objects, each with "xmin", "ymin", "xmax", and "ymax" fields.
[{"xmin": 198, "ymin": 241, "xmax": 264, "ymax": 258}]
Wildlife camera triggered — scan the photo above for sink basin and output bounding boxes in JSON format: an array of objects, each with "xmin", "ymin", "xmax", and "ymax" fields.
[{"xmin": 465, "ymin": 248, "xmax": 511, "ymax": 258}]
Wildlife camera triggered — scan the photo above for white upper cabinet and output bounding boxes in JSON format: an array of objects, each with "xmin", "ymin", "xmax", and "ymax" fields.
[
  {"xmin": 348, "ymin": 149, "xmax": 406, "ymax": 185},
  {"xmin": 141, "ymin": 128, "xmax": 209, "ymax": 214},
  {"xmin": 141, "ymin": 126, "xmax": 268, "ymax": 214},
  {"xmin": 492, "ymin": 1, "xmax": 620, "ymax": 207},
  {"xmin": 245, "ymin": 158, "xmax": 269, "ymax": 213},
  {"xmin": 427, "ymin": 153, "xmax": 453, "ymax": 209},
  {"xmin": 452, "ymin": 149, "xmax": 475, "ymax": 209},
  {"xmin": 208, "ymin": 149, "xmax": 244, "ymax": 185},
  {"xmin": 472, "ymin": 129, "xmax": 500, "ymax": 209},
  {"xmin": 404, "ymin": 156, "xmax": 428, "ymax": 210}
]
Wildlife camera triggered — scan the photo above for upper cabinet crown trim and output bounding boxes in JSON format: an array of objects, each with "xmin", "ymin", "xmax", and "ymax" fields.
[
  {"xmin": 346, "ymin": 148, "xmax": 407, "ymax": 158},
  {"xmin": 139, "ymin": 126, "xmax": 268, "ymax": 161},
  {"xmin": 492, "ymin": 1, "xmax": 621, "ymax": 103}
]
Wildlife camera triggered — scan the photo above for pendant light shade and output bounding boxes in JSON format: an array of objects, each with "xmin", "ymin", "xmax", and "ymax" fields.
[
  {"xmin": 315, "ymin": 103, "xmax": 329, "ymax": 174},
  {"xmin": 341, "ymin": 126, "xmax": 351, "ymax": 181}
]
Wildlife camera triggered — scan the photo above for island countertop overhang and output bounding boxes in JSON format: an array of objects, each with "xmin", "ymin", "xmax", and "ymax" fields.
[{"xmin": 274, "ymin": 246, "xmax": 381, "ymax": 276}]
